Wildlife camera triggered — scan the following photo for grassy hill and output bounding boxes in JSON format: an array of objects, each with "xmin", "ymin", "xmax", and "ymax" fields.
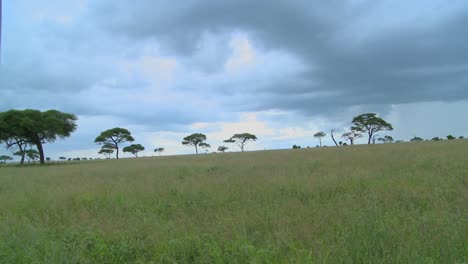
[{"xmin": 0, "ymin": 141, "xmax": 466, "ymax": 263}]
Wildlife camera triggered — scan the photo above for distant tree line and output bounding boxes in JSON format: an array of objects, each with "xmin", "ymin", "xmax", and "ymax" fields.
[{"xmin": 0, "ymin": 109, "xmax": 465, "ymax": 164}]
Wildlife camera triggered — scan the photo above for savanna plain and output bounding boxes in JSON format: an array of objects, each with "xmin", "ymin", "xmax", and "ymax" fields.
[{"xmin": 0, "ymin": 141, "xmax": 467, "ymax": 263}]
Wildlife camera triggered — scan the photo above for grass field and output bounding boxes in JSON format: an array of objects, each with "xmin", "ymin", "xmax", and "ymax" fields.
[{"xmin": 0, "ymin": 141, "xmax": 467, "ymax": 263}]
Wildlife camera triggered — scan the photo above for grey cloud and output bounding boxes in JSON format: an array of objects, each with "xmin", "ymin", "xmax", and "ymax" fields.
[{"xmin": 91, "ymin": 0, "xmax": 468, "ymax": 115}]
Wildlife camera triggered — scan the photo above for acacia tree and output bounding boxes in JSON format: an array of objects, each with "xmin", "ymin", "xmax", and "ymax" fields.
[
  {"xmin": 199, "ymin": 143, "xmax": 211, "ymax": 153},
  {"xmin": 95, "ymin": 128, "xmax": 134, "ymax": 159},
  {"xmin": 217, "ymin": 146, "xmax": 228, "ymax": 152},
  {"xmin": 0, "ymin": 109, "xmax": 77, "ymax": 164},
  {"xmin": 341, "ymin": 131, "xmax": 362, "ymax": 145},
  {"xmin": 18, "ymin": 149, "xmax": 40, "ymax": 163},
  {"xmin": 98, "ymin": 143, "xmax": 115, "ymax": 159},
  {"xmin": 224, "ymin": 133, "xmax": 257, "ymax": 152},
  {"xmin": 0, "ymin": 155, "xmax": 12, "ymax": 164},
  {"xmin": 351, "ymin": 113, "xmax": 393, "ymax": 144},
  {"xmin": 123, "ymin": 144, "xmax": 145, "ymax": 157},
  {"xmin": 154, "ymin": 147, "xmax": 165, "ymax": 156},
  {"xmin": 182, "ymin": 133, "xmax": 208, "ymax": 154},
  {"xmin": 410, "ymin": 136, "xmax": 424, "ymax": 142},
  {"xmin": 313, "ymin": 131, "xmax": 326, "ymax": 147},
  {"xmin": 378, "ymin": 135, "xmax": 394, "ymax": 143},
  {"xmin": 0, "ymin": 111, "xmax": 31, "ymax": 164}
]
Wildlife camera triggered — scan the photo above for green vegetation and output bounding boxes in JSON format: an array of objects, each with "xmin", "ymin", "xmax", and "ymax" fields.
[
  {"xmin": 224, "ymin": 133, "xmax": 258, "ymax": 152},
  {"xmin": 351, "ymin": 113, "xmax": 393, "ymax": 144},
  {"xmin": 313, "ymin": 132, "xmax": 326, "ymax": 147},
  {"xmin": 95, "ymin": 128, "xmax": 135, "ymax": 160},
  {"xmin": 0, "ymin": 109, "xmax": 77, "ymax": 164},
  {"xmin": 123, "ymin": 144, "xmax": 145, "ymax": 158},
  {"xmin": 0, "ymin": 141, "xmax": 466, "ymax": 263},
  {"xmin": 182, "ymin": 133, "xmax": 210, "ymax": 155}
]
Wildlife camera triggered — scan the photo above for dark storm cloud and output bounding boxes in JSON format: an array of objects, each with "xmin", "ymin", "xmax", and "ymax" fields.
[{"xmin": 91, "ymin": 0, "xmax": 468, "ymax": 114}]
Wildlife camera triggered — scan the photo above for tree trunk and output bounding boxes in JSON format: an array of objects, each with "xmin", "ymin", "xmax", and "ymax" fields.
[
  {"xmin": 18, "ymin": 143, "xmax": 25, "ymax": 165},
  {"xmin": 330, "ymin": 130, "xmax": 338, "ymax": 146},
  {"xmin": 195, "ymin": 145, "xmax": 198, "ymax": 154},
  {"xmin": 367, "ymin": 133, "xmax": 372, "ymax": 144},
  {"xmin": 319, "ymin": 138, "xmax": 322, "ymax": 147},
  {"xmin": 116, "ymin": 146, "xmax": 119, "ymax": 159},
  {"xmin": 36, "ymin": 141, "xmax": 45, "ymax": 164}
]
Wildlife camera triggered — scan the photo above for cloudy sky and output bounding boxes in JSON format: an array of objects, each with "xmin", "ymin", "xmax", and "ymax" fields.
[{"xmin": 1, "ymin": 0, "xmax": 467, "ymax": 159}]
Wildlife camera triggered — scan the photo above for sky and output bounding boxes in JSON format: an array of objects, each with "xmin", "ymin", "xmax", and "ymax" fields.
[{"xmin": 1, "ymin": 0, "xmax": 467, "ymax": 159}]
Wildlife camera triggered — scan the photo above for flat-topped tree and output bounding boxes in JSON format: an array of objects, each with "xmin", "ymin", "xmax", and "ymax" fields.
[
  {"xmin": 199, "ymin": 143, "xmax": 211, "ymax": 153},
  {"xmin": 0, "ymin": 155, "xmax": 12, "ymax": 164},
  {"xmin": 314, "ymin": 131, "xmax": 326, "ymax": 147},
  {"xmin": 0, "ymin": 109, "xmax": 77, "ymax": 164},
  {"xmin": 351, "ymin": 113, "xmax": 393, "ymax": 144},
  {"xmin": 182, "ymin": 133, "xmax": 208, "ymax": 154},
  {"xmin": 98, "ymin": 143, "xmax": 115, "ymax": 159},
  {"xmin": 341, "ymin": 131, "xmax": 362, "ymax": 145},
  {"xmin": 378, "ymin": 135, "xmax": 394, "ymax": 144},
  {"xmin": 154, "ymin": 147, "xmax": 165, "ymax": 156},
  {"xmin": 217, "ymin": 146, "xmax": 228, "ymax": 152},
  {"xmin": 224, "ymin": 133, "xmax": 257, "ymax": 152},
  {"xmin": 95, "ymin": 128, "xmax": 134, "ymax": 159},
  {"xmin": 123, "ymin": 144, "xmax": 145, "ymax": 157},
  {"xmin": 410, "ymin": 136, "xmax": 424, "ymax": 142}
]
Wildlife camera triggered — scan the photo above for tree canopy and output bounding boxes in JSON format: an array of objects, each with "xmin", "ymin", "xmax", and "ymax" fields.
[
  {"xmin": 224, "ymin": 133, "xmax": 258, "ymax": 152},
  {"xmin": 98, "ymin": 143, "xmax": 116, "ymax": 159},
  {"xmin": 123, "ymin": 144, "xmax": 145, "ymax": 157},
  {"xmin": 313, "ymin": 131, "xmax": 326, "ymax": 147},
  {"xmin": 351, "ymin": 113, "xmax": 393, "ymax": 144},
  {"xmin": 95, "ymin": 128, "xmax": 134, "ymax": 159},
  {"xmin": 378, "ymin": 135, "xmax": 394, "ymax": 144},
  {"xmin": 182, "ymin": 133, "xmax": 208, "ymax": 154},
  {"xmin": 410, "ymin": 136, "xmax": 424, "ymax": 142},
  {"xmin": 0, "ymin": 109, "xmax": 77, "ymax": 164},
  {"xmin": 0, "ymin": 155, "xmax": 12, "ymax": 164},
  {"xmin": 341, "ymin": 131, "xmax": 362, "ymax": 145},
  {"xmin": 217, "ymin": 146, "xmax": 228, "ymax": 152},
  {"xmin": 154, "ymin": 147, "xmax": 165, "ymax": 155}
]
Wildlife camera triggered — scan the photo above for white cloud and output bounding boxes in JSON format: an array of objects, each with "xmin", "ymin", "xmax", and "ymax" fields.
[{"xmin": 225, "ymin": 34, "xmax": 257, "ymax": 72}]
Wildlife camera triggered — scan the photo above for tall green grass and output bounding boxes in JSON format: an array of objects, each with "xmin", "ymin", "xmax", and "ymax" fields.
[{"xmin": 0, "ymin": 141, "xmax": 467, "ymax": 263}]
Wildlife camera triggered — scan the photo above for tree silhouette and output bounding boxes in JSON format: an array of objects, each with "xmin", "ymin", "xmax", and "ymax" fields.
[
  {"xmin": 224, "ymin": 133, "xmax": 258, "ymax": 152},
  {"xmin": 123, "ymin": 144, "xmax": 145, "ymax": 157},
  {"xmin": 182, "ymin": 133, "xmax": 208, "ymax": 154},
  {"xmin": 95, "ymin": 128, "xmax": 134, "ymax": 159},
  {"xmin": 154, "ymin": 147, "xmax": 165, "ymax": 156},
  {"xmin": 313, "ymin": 131, "xmax": 326, "ymax": 147},
  {"xmin": 351, "ymin": 113, "xmax": 393, "ymax": 144},
  {"xmin": 0, "ymin": 109, "xmax": 77, "ymax": 164},
  {"xmin": 341, "ymin": 131, "xmax": 362, "ymax": 145},
  {"xmin": 217, "ymin": 146, "xmax": 228, "ymax": 152}
]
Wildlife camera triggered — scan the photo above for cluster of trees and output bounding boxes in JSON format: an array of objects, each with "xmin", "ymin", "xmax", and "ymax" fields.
[
  {"xmin": 295, "ymin": 113, "xmax": 464, "ymax": 149},
  {"xmin": 308, "ymin": 113, "xmax": 394, "ymax": 147},
  {"xmin": 0, "ymin": 109, "xmax": 77, "ymax": 164},
  {"xmin": 410, "ymin": 135, "xmax": 464, "ymax": 142},
  {"xmin": 94, "ymin": 128, "xmax": 166, "ymax": 159},
  {"xmin": 181, "ymin": 132, "xmax": 258, "ymax": 154}
]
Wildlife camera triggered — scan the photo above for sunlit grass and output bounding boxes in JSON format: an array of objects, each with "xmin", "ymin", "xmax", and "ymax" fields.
[{"xmin": 0, "ymin": 140, "xmax": 467, "ymax": 263}]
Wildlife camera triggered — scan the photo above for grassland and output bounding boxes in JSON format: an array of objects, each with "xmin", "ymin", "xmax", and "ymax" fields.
[{"xmin": 0, "ymin": 141, "xmax": 467, "ymax": 263}]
